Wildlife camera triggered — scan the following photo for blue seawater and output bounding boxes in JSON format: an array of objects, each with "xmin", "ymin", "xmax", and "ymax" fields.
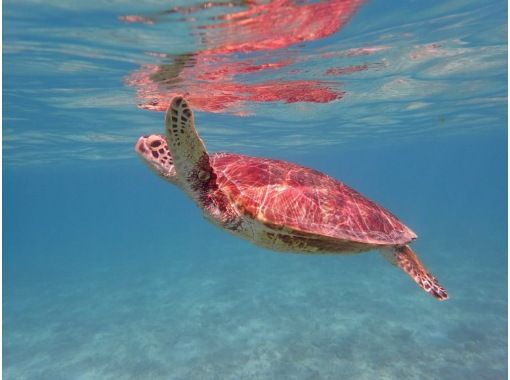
[{"xmin": 4, "ymin": 0, "xmax": 507, "ymax": 379}]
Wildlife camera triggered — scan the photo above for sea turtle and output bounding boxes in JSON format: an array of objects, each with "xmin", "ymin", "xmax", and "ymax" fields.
[{"xmin": 135, "ymin": 96, "xmax": 448, "ymax": 300}]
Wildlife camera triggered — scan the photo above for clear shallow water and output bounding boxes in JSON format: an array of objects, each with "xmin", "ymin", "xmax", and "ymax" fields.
[{"xmin": 4, "ymin": 0, "xmax": 508, "ymax": 379}]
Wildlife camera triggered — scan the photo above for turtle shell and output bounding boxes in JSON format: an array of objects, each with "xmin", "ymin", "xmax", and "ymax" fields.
[{"xmin": 210, "ymin": 153, "xmax": 416, "ymax": 246}]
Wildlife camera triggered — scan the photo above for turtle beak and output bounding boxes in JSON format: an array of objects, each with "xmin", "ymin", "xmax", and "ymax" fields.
[{"xmin": 135, "ymin": 136, "xmax": 148, "ymax": 154}]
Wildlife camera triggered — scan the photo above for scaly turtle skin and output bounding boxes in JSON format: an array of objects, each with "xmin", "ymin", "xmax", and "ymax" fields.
[{"xmin": 135, "ymin": 97, "xmax": 448, "ymax": 300}]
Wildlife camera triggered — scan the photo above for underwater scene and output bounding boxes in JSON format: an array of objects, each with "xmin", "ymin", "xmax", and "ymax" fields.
[{"xmin": 4, "ymin": 0, "xmax": 508, "ymax": 379}]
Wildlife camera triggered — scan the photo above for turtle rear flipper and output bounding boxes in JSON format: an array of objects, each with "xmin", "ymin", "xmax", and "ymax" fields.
[{"xmin": 381, "ymin": 246, "xmax": 448, "ymax": 301}]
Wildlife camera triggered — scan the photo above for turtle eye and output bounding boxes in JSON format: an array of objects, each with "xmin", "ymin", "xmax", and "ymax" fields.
[{"xmin": 198, "ymin": 170, "xmax": 210, "ymax": 181}]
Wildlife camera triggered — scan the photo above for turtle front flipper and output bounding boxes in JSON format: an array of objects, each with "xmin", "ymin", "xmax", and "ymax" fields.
[
  {"xmin": 380, "ymin": 246, "xmax": 448, "ymax": 301},
  {"xmin": 164, "ymin": 97, "xmax": 240, "ymax": 228},
  {"xmin": 165, "ymin": 97, "xmax": 214, "ymax": 201}
]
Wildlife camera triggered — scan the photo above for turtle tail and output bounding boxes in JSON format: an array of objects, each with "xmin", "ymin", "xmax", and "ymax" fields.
[{"xmin": 380, "ymin": 245, "xmax": 448, "ymax": 301}]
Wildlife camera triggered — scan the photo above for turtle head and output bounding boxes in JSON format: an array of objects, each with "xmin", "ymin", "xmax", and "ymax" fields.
[{"xmin": 135, "ymin": 134, "xmax": 179, "ymax": 184}]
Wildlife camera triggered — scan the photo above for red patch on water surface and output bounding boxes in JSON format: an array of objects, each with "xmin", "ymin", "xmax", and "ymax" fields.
[
  {"xmin": 126, "ymin": 66, "xmax": 343, "ymax": 113},
  {"xmin": 197, "ymin": 0, "xmax": 364, "ymax": 55},
  {"xmin": 123, "ymin": 0, "xmax": 369, "ymax": 114}
]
